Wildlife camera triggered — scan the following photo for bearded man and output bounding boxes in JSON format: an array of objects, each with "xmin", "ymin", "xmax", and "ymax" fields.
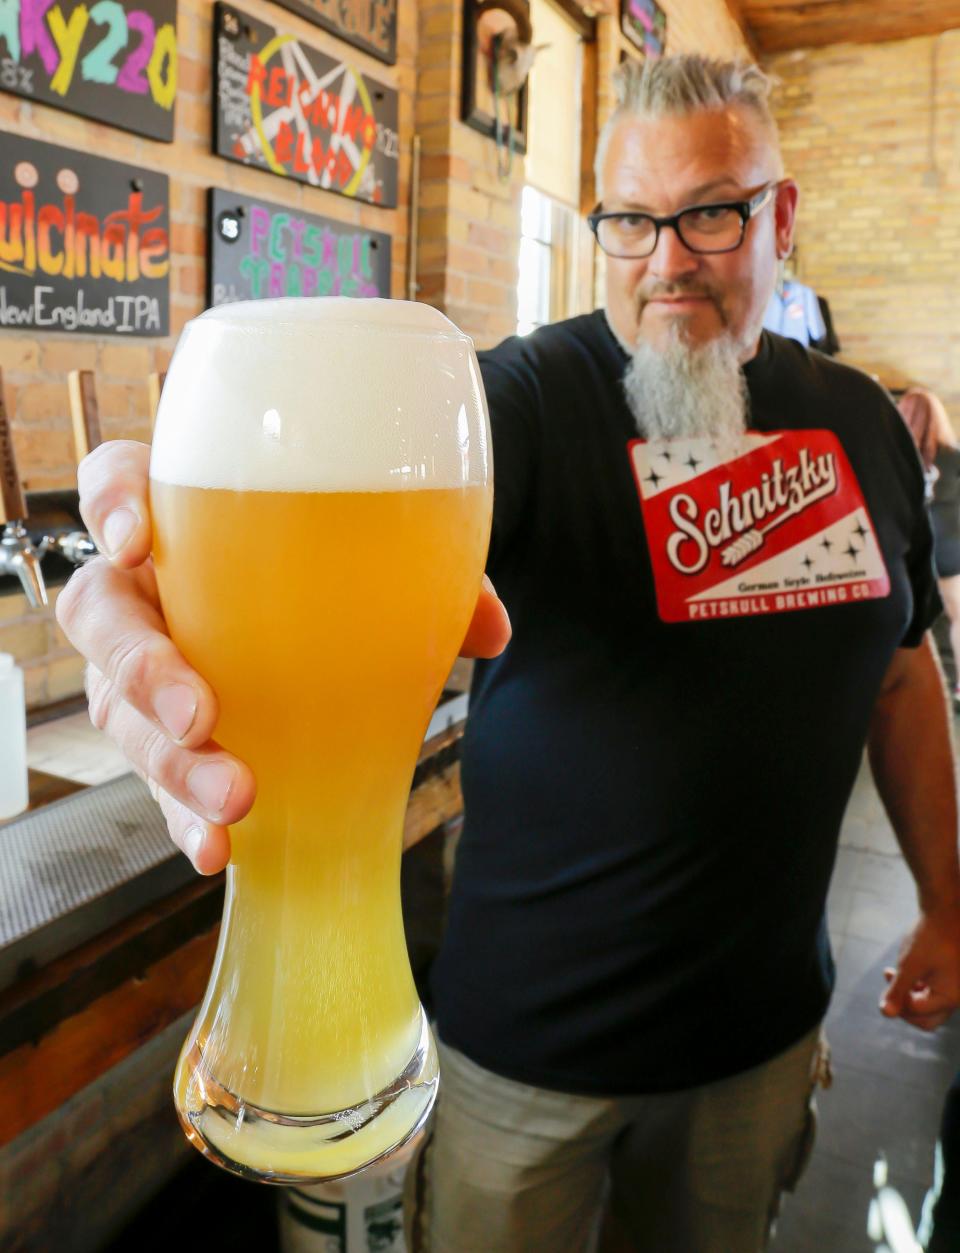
[
  {"xmin": 415, "ymin": 54, "xmax": 960, "ymax": 1252},
  {"xmin": 60, "ymin": 54, "xmax": 960, "ymax": 1253}
]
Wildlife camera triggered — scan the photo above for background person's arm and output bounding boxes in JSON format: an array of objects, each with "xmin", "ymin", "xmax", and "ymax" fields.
[{"xmin": 866, "ymin": 635, "xmax": 960, "ymax": 1030}]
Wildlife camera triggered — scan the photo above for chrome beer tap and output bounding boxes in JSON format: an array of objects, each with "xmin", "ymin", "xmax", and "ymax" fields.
[
  {"xmin": 0, "ymin": 372, "xmax": 48, "ymax": 609},
  {"xmin": 37, "ymin": 528, "xmax": 98, "ymax": 567},
  {"xmin": 0, "ymin": 523, "xmax": 48, "ymax": 608}
]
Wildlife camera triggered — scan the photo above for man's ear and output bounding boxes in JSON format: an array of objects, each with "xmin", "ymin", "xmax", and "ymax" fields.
[{"xmin": 774, "ymin": 180, "xmax": 799, "ymax": 261}]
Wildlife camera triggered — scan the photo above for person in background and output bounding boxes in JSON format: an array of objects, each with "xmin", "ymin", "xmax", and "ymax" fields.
[
  {"xmin": 57, "ymin": 55, "xmax": 960, "ymax": 1253},
  {"xmin": 898, "ymin": 386, "xmax": 960, "ymax": 699},
  {"xmin": 896, "ymin": 385, "xmax": 960, "ymax": 1253},
  {"xmin": 761, "ymin": 249, "xmax": 840, "ymax": 356},
  {"xmin": 761, "ymin": 266, "xmax": 825, "ymax": 347}
]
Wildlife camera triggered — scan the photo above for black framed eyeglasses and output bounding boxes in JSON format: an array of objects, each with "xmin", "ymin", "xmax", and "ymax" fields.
[{"xmin": 587, "ymin": 183, "xmax": 778, "ymax": 259}]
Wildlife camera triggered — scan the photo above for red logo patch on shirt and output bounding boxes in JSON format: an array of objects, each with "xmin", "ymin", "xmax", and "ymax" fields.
[{"xmin": 629, "ymin": 430, "xmax": 890, "ymax": 623}]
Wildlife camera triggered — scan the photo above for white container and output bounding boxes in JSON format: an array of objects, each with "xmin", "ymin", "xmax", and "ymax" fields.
[
  {"xmin": 0, "ymin": 653, "xmax": 28, "ymax": 820},
  {"xmin": 277, "ymin": 1153, "xmax": 411, "ymax": 1253}
]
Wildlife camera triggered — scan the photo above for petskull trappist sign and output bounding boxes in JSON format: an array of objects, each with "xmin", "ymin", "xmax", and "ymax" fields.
[
  {"xmin": 0, "ymin": 0, "xmax": 177, "ymax": 141},
  {"xmin": 271, "ymin": 0, "xmax": 396, "ymax": 66},
  {"xmin": 214, "ymin": 3, "xmax": 399, "ymax": 208},
  {"xmin": 208, "ymin": 187, "xmax": 392, "ymax": 305},
  {"xmin": 0, "ymin": 133, "xmax": 169, "ymax": 335}
]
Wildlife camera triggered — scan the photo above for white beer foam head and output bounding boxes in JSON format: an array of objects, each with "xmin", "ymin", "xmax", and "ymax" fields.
[{"xmin": 150, "ymin": 298, "xmax": 490, "ymax": 492}]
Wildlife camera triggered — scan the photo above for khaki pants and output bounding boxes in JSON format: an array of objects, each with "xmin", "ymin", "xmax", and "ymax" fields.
[{"xmin": 405, "ymin": 1029, "xmax": 825, "ymax": 1253}]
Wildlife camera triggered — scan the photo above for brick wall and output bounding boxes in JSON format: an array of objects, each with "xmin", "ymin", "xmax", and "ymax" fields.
[
  {"xmin": 0, "ymin": 0, "xmax": 419, "ymax": 708},
  {"xmin": 767, "ymin": 33, "xmax": 960, "ymax": 421},
  {"xmin": 0, "ymin": 0, "xmax": 753, "ymax": 710},
  {"xmin": 416, "ymin": 0, "xmax": 749, "ymax": 351},
  {"xmin": 413, "ymin": 1, "xmax": 525, "ymax": 352},
  {"xmin": 3, "ymin": 0, "xmax": 419, "ymax": 488}
]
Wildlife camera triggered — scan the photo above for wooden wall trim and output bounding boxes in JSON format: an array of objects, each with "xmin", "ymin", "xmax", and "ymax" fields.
[{"xmin": 0, "ymin": 926, "xmax": 218, "ymax": 1146}]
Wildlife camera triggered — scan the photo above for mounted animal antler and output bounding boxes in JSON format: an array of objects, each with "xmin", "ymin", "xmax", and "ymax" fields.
[{"xmin": 476, "ymin": 0, "xmax": 538, "ymax": 95}]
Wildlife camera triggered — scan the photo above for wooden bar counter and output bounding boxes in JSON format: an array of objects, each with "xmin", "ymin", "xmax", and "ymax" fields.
[{"xmin": 0, "ymin": 703, "xmax": 467, "ymax": 1253}]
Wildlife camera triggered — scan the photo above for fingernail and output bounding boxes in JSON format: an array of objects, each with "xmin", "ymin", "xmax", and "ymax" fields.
[
  {"xmin": 187, "ymin": 761, "xmax": 236, "ymax": 817},
  {"xmin": 102, "ymin": 507, "xmax": 138, "ymax": 557},
  {"xmin": 154, "ymin": 683, "xmax": 198, "ymax": 741},
  {"xmin": 184, "ymin": 825, "xmax": 205, "ymax": 867},
  {"xmin": 482, "ymin": 573, "xmax": 496, "ymax": 594}
]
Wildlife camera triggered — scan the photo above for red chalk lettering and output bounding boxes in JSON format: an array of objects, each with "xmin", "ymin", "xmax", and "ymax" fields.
[{"xmin": 275, "ymin": 119, "xmax": 294, "ymax": 166}]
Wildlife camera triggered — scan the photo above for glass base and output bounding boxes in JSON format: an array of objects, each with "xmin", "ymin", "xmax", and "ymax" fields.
[{"xmin": 174, "ymin": 1009, "xmax": 438, "ymax": 1184}]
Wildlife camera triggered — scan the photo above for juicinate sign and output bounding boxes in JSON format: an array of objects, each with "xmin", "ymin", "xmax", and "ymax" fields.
[{"xmin": 0, "ymin": 133, "xmax": 169, "ymax": 334}]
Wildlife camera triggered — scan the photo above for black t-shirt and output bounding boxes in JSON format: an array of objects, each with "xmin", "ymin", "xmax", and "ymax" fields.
[{"xmin": 430, "ymin": 311, "xmax": 940, "ymax": 1096}]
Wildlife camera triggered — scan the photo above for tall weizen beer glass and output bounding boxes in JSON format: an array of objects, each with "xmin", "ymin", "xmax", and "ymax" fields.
[{"xmin": 148, "ymin": 298, "xmax": 492, "ymax": 1183}]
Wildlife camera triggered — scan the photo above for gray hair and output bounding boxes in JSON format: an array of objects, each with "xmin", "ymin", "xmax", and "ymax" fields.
[{"xmin": 595, "ymin": 55, "xmax": 783, "ymax": 198}]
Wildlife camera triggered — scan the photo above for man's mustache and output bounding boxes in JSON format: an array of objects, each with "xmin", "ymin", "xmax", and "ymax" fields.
[{"xmin": 637, "ymin": 282, "xmax": 719, "ymax": 306}]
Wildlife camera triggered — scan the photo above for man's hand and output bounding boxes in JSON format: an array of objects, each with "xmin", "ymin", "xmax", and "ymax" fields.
[
  {"xmin": 57, "ymin": 440, "xmax": 511, "ymax": 876},
  {"xmin": 880, "ymin": 905, "xmax": 960, "ymax": 1031},
  {"xmin": 868, "ymin": 638, "xmax": 960, "ymax": 1032}
]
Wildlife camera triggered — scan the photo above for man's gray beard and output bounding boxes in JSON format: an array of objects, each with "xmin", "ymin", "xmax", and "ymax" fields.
[{"xmin": 623, "ymin": 325, "xmax": 749, "ymax": 451}]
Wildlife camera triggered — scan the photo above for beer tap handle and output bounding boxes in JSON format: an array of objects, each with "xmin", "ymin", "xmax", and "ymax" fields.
[
  {"xmin": 39, "ymin": 370, "xmax": 100, "ymax": 568},
  {"xmin": 68, "ymin": 369, "xmax": 102, "ymax": 462},
  {"xmin": 0, "ymin": 366, "xmax": 26, "ymax": 526},
  {"xmin": 0, "ymin": 369, "xmax": 47, "ymax": 607},
  {"xmin": 148, "ymin": 371, "xmax": 166, "ymax": 430}
]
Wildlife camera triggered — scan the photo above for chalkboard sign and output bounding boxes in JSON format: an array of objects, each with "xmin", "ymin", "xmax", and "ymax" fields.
[
  {"xmin": 0, "ymin": 134, "xmax": 169, "ymax": 335},
  {"xmin": 273, "ymin": 0, "xmax": 396, "ymax": 66},
  {"xmin": 0, "ymin": 0, "xmax": 177, "ymax": 142},
  {"xmin": 621, "ymin": 0, "xmax": 665, "ymax": 58},
  {"xmin": 214, "ymin": 3, "xmax": 399, "ymax": 208},
  {"xmin": 208, "ymin": 188, "xmax": 392, "ymax": 306}
]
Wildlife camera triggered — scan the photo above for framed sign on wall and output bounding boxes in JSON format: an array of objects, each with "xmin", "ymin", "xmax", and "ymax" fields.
[
  {"xmin": 621, "ymin": 0, "xmax": 666, "ymax": 58},
  {"xmin": 0, "ymin": 134, "xmax": 169, "ymax": 335},
  {"xmin": 271, "ymin": 0, "xmax": 397, "ymax": 66},
  {"xmin": 0, "ymin": 0, "xmax": 177, "ymax": 141},
  {"xmin": 214, "ymin": 4, "xmax": 400, "ymax": 207},
  {"xmin": 208, "ymin": 188, "xmax": 392, "ymax": 305}
]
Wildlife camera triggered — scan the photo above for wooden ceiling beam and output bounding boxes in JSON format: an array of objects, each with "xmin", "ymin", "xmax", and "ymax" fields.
[
  {"xmin": 723, "ymin": 0, "xmax": 763, "ymax": 60},
  {"xmin": 753, "ymin": 16, "xmax": 960, "ymax": 54},
  {"xmin": 741, "ymin": 0, "xmax": 960, "ymax": 55}
]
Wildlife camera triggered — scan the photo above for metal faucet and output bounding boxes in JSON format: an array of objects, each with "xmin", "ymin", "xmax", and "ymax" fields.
[
  {"xmin": 0, "ymin": 518, "xmax": 98, "ymax": 610},
  {"xmin": 39, "ymin": 529, "xmax": 98, "ymax": 567},
  {"xmin": 0, "ymin": 522, "xmax": 48, "ymax": 608}
]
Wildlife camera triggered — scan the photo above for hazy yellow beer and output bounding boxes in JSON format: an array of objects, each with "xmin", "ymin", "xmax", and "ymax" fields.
[{"xmin": 149, "ymin": 299, "xmax": 492, "ymax": 1182}]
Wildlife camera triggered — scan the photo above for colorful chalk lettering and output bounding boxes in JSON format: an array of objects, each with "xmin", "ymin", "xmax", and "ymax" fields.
[
  {"xmin": 215, "ymin": 3, "xmax": 399, "ymax": 208},
  {"xmin": 0, "ymin": 0, "xmax": 177, "ymax": 141},
  {"xmin": 621, "ymin": 0, "xmax": 665, "ymax": 58},
  {"xmin": 0, "ymin": 134, "xmax": 169, "ymax": 333},
  {"xmin": 208, "ymin": 187, "xmax": 392, "ymax": 307}
]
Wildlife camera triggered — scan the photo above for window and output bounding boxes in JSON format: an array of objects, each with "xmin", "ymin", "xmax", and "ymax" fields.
[
  {"xmin": 517, "ymin": 187, "xmax": 552, "ymax": 336},
  {"xmin": 516, "ymin": 0, "xmax": 584, "ymax": 336},
  {"xmin": 518, "ymin": 187, "xmax": 579, "ymax": 336}
]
